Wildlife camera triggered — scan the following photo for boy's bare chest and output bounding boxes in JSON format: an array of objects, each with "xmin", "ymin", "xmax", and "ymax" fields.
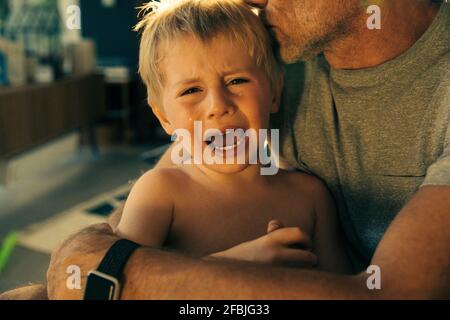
[{"xmin": 165, "ymin": 185, "xmax": 315, "ymax": 257}]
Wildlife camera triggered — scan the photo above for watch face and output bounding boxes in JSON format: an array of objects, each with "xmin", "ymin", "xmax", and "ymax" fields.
[{"xmin": 84, "ymin": 273, "xmax": 118, "ymax": 300}]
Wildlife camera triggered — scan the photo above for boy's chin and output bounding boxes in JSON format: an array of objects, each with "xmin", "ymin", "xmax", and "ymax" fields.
[{"xmin": 204, "ymin": 162, "xmax": 251, "ymax": 175}]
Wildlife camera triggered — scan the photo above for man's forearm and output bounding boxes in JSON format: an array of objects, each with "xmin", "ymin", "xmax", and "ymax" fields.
[
  {"xmin": 47, "ymin": 224, "xmax": 121, "ymax": 299},
  {"xmin": 47, "ymin": 222, "xmax": 369, "ymax": 300},
  {"xmin": 120, "ymin": 248, "xmax": 369, "ymax": 299}
]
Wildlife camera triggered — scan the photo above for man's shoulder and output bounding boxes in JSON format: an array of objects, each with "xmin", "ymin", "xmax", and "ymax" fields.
[
  {"xmin": 425, "ymin": 53, "xmax": 450, "ymax": 110},
  {"xmin": 436, "ymin": 53, "xmax": 450, "ymax": 85},
  {"xmin": 425, "ymin": 50, "xmax": 450, "ymax": 82}
]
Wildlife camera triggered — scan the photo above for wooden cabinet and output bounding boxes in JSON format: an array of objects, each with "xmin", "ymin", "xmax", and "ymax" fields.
[{"xmin": 0, "ymin": 74, "xmax": 105, "ymax": 158}]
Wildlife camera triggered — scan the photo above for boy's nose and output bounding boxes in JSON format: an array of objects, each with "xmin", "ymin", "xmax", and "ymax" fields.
[
  {"xmin": 244, "ymin": 0, "xmax": 268, "ymax": 9},
  {"xmin": 206, "ymin": 92, "xmax": 234, "ymax": 120}
]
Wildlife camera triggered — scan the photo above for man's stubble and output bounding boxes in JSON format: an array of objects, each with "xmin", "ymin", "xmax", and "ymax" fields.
[{"xmin": 262, "ymin": 0, "xmax": 364, "ymax": 63}]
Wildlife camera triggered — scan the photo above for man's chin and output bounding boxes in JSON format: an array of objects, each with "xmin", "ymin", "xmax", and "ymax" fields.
[{"xmin": 279, "ymin": 43, "xmax": 322, "ymax": 64}]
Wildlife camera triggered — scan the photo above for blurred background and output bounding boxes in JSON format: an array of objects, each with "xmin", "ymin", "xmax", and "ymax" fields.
[{"xmin": 0, "ymin": 0, "xmax": 170, "ymax": 292}]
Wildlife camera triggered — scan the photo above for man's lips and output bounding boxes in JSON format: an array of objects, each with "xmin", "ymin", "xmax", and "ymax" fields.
[
  {"xmin": 264, "ymin": 24, "xmax": 276, "ymax": 32},
  {"xmin": 259, "ymin": 10, "xmax": 274, "ymax": 29}
]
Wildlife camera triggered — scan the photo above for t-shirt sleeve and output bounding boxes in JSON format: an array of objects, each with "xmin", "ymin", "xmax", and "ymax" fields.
[
  {"xmin": 421, "ymin": 78, "xmax": 450, "ymax": 187},
  {"xmin": 421, "ymin": 122, "xmax": 450, "ymax": 186}
]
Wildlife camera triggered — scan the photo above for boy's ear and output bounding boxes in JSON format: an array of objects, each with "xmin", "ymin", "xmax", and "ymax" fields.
[
  {"xmin": 270, "ymin": 74, "xmax": 284, "ymax": 114},
  {"xmin": 149, "ymin": 100, "xmax": 174, "ymax": 135}
]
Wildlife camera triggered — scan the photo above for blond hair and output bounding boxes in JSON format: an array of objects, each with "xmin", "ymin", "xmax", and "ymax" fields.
[{"xmin": 135, "ymin": 0, "xmax": 282, "ymax": 108}]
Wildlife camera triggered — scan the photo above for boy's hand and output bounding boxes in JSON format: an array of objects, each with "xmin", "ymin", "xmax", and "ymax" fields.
[
  {"xmin": 266, "ymin": 219, "xmax": 284, "ymax": 233},
  {"xmin": 210, "ymin": 220, "xmax": 318, "ymax": 268}
]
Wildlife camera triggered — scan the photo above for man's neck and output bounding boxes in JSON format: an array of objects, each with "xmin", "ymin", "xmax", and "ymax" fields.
[{"xmin": 324, "ymin": 0, "xmax": 440, "ymax": 70}]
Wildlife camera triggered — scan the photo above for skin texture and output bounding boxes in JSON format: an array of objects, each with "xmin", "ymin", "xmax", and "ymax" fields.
[
  {"xmin": 0, "ymin": 285, "xmax": 47, "ymax": 300},
  {"xmin": 252, "ymin": 0, "xmax": 440, "ymax": 68},
  {"xmin": 9, "ymin": 0, "xmax": 447, "ymax": 299},
  {"xmin": 255, "ymin": 0, "xmax": 363, "ymax": 63}
]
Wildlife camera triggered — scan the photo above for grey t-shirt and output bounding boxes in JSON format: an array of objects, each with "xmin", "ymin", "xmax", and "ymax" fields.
[{"xmin": 273, "ymin": 3, "xmax": 450, "ymax": 268}]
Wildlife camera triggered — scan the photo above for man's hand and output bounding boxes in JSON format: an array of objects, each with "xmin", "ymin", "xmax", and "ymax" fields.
[
  {"xmin": 47, "ymin": 223, "xmax": 120, "ymax": 300},
  {"xmin": 210, "ymin": 220, "xmax": 318, "ymax": 268},
  {"xmin": 0, "ymin": 284, "xmax": 48, "ymax": 300}
]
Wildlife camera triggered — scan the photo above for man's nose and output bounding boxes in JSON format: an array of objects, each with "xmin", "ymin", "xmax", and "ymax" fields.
[{"xmin": 244, "ymin": 0, "xmax": 268, "ymax": 9}]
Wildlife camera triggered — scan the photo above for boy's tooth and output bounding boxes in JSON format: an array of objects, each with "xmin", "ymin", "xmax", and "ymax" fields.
[
  {"xmin": 214, "ymin": 136, "xmax": 244, "ymax": 151},
  {"xmin": 211, "ymin": 131, "xmax": 246, "ymax": 151}
]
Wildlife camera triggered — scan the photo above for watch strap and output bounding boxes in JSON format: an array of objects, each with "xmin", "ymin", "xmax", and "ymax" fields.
[
  {"xmin": 84, "ymin": 239, "xmax": 140, "ymax": 300},
  {"xmin": 96, "ymin": 239, "xmax": 141, "ymax": 278}
]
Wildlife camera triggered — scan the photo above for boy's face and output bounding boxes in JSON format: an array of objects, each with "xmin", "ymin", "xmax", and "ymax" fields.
[{"xmin": 153, "ymin": 34, "xmax": 281, "ymax": 174}]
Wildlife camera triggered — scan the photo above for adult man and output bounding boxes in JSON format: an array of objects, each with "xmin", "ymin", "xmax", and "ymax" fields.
[{"xmin": 13, "ymin": 0, "xmax": 450, "ymax": 299}]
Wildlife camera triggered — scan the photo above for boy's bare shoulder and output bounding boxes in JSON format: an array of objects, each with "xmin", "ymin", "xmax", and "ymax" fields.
[{"xmin": 132, "ymin": 167, "xmax": 191, "ymax": 194}]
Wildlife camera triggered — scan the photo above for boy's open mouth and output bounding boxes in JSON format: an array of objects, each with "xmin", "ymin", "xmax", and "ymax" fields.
[{"xmin": 204, "ymin": 129, "xmax": 246, "ymax": 151}]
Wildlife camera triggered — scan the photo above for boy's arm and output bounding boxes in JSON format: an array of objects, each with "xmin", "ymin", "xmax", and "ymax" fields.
[
  {"xmin": 115, "ymin": 169, "xmax": 175, "ymax": 246},
  {"xmin": 311, "ymin": 180, "xmax": 353, "ymax": 274},
  {"xmin": 107, "ymin": 143, "xmax": 179, "ymax": 231}
]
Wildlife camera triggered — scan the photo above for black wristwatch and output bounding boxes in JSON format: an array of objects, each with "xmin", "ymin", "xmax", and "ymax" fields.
[{"xmin": 84, "ymin": 239, "xmax": 141, "ymax": 300}]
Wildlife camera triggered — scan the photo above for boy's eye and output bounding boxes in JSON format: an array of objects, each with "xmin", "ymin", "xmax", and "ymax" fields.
[
  {"xmin": 181, "ymin": 87, "xmax": 201, "ymax": 96},
  {"xmin": 228, "ymin": 78, "xmax": 249, "ymax": 86}
]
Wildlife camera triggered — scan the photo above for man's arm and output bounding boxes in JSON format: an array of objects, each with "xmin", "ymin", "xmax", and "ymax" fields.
[
  {"xmin": 312, "ymin": 180, "xmax": 353, "ymax": 274},
  {"xmin": 47, "ymin": 185, "xmax": 450, "ymax": 299},
  {"xmin": 369, "ymin": 186, "xmax": 450, "ymax": 298},
  {"xmin": 0, "ymin": 285, "xmax": 48, "ymax": 300}
]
